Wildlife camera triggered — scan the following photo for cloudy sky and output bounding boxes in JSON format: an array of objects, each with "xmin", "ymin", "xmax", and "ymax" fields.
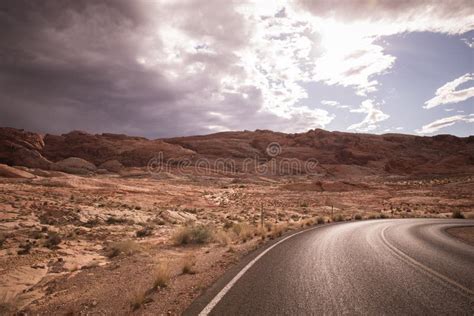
[{"xmin": 0, "ymin": 0, "xmax": 473, "ymax": 138}]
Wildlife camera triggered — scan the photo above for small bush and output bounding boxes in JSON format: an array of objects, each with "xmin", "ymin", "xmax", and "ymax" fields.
[
  {"xmin": 106, "ymin": 216, "xmax": 130, "ymax": 225},
  {"xmin": 213, "ymin": 229, "xmax": 231, "ymax": 246},
  {"xmin": 354, "ymin": 214, "xmax": 362, "ymax": 220},
  {"xmin": 172, "ymin": 224, "xmax": 213, "ymax": 245},
  {"xmin": 379, "ymin": 213, "xmax": 390, "ymax": 219},
  {"xmin": 45, "ymin": 232, "xmax": 62, "ymax": 249},
  {"xmin": 17, "ymin": 242, "xmax": 33, "ymax": 255},
  {"xmin": 232, "ymin": 223, "xmax": 254, "ymax": 242},
  {"xmin": 270, "ymin": 223, "xmax": 288, "ymax": 239},
  {"xmin": 332, "ymin": 214, "xmax": 344, "ymax": 222},
  {"xmin": 153, "ymin": 263, "xmax": 171, "ymax": 288},
  {"xmin": 316, "ymin": 217, "xmax": 325, "ymax": 224},
  {"xmin": 136, "ymin": 227, "xmax": 153, "ymax": 238},
  {"xmin": 300, "ymin": 201, "xmax": 308, "ymax": 207},
  {"xmin": 129, "ymin": 287, "xmax": 147, "ymax": 311},
  {"xmin": 105, "ymin": 240, "xmax": 140, "ymax": 258},
  {"xmin": 451, "ymin": 210, "xmax": 465, "ymax": 219},
  {"xmin": 181, "ymin": 256, "xmax": 196, "ymax": 275}
]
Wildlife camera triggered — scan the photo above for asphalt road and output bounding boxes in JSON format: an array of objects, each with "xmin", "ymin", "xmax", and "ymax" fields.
[{"xmin": 185, "ymin": 219, "xmax": 474, "ymax": 315}]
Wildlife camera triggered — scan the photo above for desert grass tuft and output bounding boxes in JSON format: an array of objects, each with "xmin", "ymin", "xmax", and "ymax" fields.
[
  {"xmin": 129, "ymin": 287, "xmax": 148, "ymax": 311},
  {"xmin": 105, "ymin": 240, "xmax": 140, "ymax": 258},
  {"xmin": 232, "ymin": 223, "xmax": 255, "ymax": 242},
  {"xmin": 181, "ymin": 255, "xmax": 196, "ymax": 275},
  {"xmin": 172, "ymin": 224, "xmax": 213, "ymax": 245},
  {"xmin": 152, "ymin": 262, "xmax": 171, "ymax": 289},
  {"xmin": 213, "ymin": 229, "xmax": 231, "ymax": 246}
]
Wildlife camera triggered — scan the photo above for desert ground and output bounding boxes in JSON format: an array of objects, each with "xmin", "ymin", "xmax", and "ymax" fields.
[{"xmin": 0, "ymin": 166, "xmax": 473, "ymax": 315}]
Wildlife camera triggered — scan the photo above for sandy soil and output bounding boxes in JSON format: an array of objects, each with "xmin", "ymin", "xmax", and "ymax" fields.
[{"xmin": 0, "ymin": 169, "xmax": 473, "ymax": 314}]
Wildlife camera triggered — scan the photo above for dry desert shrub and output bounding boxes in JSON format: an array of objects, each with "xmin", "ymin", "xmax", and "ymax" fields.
[
  {"xmin": 172, "ymin": 224, "xmax": 213, "ymax": 245},
  {"xmin": 269, "ymin": 223, "xmax": 289, "ymax": 239},
  {"xmin": 316, "ymin": 216, "xmax": 325, "ymax": 224},
  {"xmin": 354, "ymin": 214, "xmax": 363, "ymax": 220},
  {"xmin": 213, "ymin": 229, "xmax": 231, "ymax": 246},
  {"xmin": 452, "ymin": 210, "xmax": 465, "ymax": 219},
  {"xmin": 232, "ymin": 223, "xmax": 255, "ymax": 242},
  {"xmin": 136, "ymin": 226, "xmax": 153, "ymax": 238},
  {"xmin": 105, "ymin": 240, "xmax": 140, "ymax": 258},
  {"xmin": 153, "ymin": 262, "xmax": 171, "ymax": 289},
  {"xmin": 332, "ymin": 214, "xmax": 344, "ymax": 222},
  {"xmin": 181, "ymin": 255, "xmax": 196, "ymax": 275},
  {"xmin": 129, "ymin": 287, "xmax": 148, "ymax": 311}
]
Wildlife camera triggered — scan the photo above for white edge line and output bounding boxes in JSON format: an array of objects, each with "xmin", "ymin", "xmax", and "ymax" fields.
[
  {"xmin": 381, "ymin": 226, "xmax": 474, "ymax": 297},
  {"xmin": 198, "ymin": 225, "xmax": 324, "ymax": 315}
]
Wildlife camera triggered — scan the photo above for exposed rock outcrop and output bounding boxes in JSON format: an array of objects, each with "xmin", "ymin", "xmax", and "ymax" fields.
[
  {"xmin": 0, "ymin": 128, "xmax": 52, "ymax": 169},
  {"xmin": 0, "ymin": 163, "xmax": 35, "ymax": 178}
]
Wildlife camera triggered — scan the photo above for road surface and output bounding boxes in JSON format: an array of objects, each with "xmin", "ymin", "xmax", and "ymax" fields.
[{"xmin": 185, "ymin": 219, "xmax": 474, "ymax": 315}]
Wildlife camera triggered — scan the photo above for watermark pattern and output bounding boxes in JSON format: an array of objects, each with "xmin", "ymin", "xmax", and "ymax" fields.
[{"xmin": 147, "ymin": 142, "xmax": 326, "ymax": 177}]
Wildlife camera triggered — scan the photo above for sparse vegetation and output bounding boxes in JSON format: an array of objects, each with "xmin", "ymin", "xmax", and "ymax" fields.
[
  {"xmin": 213, "ymin": 229, "xmax": 231, "ymax": 246},
  {"xmin": 332, "ymin": 214, "xmax": 344, "ymax": 222},
  {"xmin": 232, "ymin": 223, "xmax": 255, "ymax": 242},
  {"xmin": 153, "ymin": 263, "xmax": 171, "ymax": 289},
  {"xmin": 452, "ymin": 210, "xmax": 465, "ymax": 219},
  {"xmin": 136, "ymin": 226, "xmax": 153, "ymax": 238},
  {"xmin": 129, "ymin": 287, "xmax": 148, "ymax": 311},
  {"xmin": 105, "ymin": 240, "xmax": 140, "ymax": 258},
  {"xmin": 181, "ymin": 256, "xmax": 196, "ymax": 275},
  {"xmin": 45, "ymin": 231, "xmax": 62, "ymax": 249},
  {"xmin": 317, "ymin": 216, "xmax": 325, "ymax": 224},
  {"xmin": 172, "ymin": 224, "xmax": 213, "ymax": 245},
  {"xmin": 106, "ymin": 216, "xmax": 130, "ymax": 225},
  {"xmin": 354, "ymin": 214, "xmax": 362, "ymax": 220}
]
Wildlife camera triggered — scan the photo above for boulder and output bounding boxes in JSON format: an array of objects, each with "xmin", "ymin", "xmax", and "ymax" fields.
[{"xmin": 51, "ymin": 157, "xmax": 97, "ymax": 175}]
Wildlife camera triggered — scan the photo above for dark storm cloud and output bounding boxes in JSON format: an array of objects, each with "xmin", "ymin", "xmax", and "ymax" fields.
[{"xmin": 0, "ymin": 0, "xmax": 264, "ymax": 137}]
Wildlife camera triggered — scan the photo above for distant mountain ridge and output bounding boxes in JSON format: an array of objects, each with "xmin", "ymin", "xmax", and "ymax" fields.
[{"xmin": 0, "ymin": 127, "xmax": 473, "ymax": 176}]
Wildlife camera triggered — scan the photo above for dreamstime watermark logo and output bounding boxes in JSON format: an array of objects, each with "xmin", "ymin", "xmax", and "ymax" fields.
[
  {"xmin": 266, "ymin": 142, "xmax": 281, "ymax": 157},
  {"xmin": 147, "ymin": 142, "xmax": 326, "ymax": 177}
]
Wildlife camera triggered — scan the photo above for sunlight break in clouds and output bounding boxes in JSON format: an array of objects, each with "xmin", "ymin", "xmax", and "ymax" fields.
[
  {"xmin": 424, "ymin": 73, "xmax": 474, "ymax": 109},
  {"xmin": 416, "ymin": 114, "xmax": 474, "ymax": 134}
]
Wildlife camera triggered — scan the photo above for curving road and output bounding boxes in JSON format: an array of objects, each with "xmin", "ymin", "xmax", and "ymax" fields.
[{"xmin": 186, "ymin": 219, "xmax": 474, "ymax": 315}]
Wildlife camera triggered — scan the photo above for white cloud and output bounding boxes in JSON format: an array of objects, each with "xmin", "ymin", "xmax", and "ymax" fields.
[
  {"xmin": 321, "ymin": 100, "xmax": 351, "ymax": 109},
  {"xmin": 347, "ymin": 99, "xmax": 390, "ymax": 132},
  {"xmin": 415, "ymin": 114, "xmax": 474, "ymax": 134},
  {"xmin": 461, "ymin": 37, "xmax": 474, "ymax": 48},
  {"xmin": 424, "ymin": 73, "xmax": 474, "ymax": 109}
]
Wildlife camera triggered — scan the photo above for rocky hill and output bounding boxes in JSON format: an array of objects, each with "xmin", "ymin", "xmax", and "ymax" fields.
[{"xmin": 0, "ymin": 127, "xmax": 473, "ymax": 176}]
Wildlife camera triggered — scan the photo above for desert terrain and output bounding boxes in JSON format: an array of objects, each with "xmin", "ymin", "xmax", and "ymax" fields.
[{"xmin": 0, "ymin": 127, "xmax": 473, "ymax": 315}]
